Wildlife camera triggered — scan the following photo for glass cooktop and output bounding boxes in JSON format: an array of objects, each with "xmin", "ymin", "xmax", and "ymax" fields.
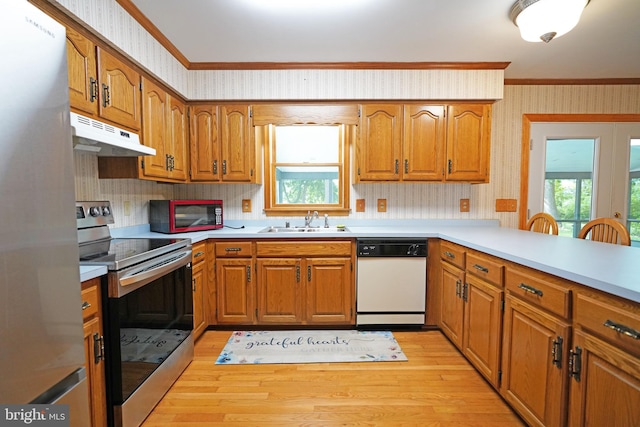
[{"xmin": 79, "ymin": 237, "xmax": 190, "ymax": 271}]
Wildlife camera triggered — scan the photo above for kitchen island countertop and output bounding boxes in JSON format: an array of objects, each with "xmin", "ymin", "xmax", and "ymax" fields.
[{"xmin": 105, "ymin": 221, "xmax": 640, "ymax": 303}]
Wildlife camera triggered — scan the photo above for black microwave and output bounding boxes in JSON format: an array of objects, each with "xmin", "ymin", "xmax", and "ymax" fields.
[{"xmin": 150, "ymin": 199, "xmax": 223, "ymax": 233}]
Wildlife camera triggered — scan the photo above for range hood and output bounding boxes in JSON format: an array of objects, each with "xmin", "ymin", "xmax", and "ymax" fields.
[{"xmin": 70, "ymin": 112, "xmax": 156, "ymax": 157}]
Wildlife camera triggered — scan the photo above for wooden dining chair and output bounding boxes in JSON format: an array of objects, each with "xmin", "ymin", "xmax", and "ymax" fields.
[
  {"xmin": 577, "ymin": 218, "xmax": 631, "ymax": 246},
  {"xmin": 525, "ymin": 212, "xmax": 559, "ymax": 235}
]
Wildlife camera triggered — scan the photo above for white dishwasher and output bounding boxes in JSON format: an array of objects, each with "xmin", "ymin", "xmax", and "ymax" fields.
[{"xmin": 356, "ymin": 239, "xmax": 427, "ymax": 326}]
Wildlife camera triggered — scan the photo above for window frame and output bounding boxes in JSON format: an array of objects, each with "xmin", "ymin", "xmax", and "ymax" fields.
[{"xmin": 254, "ymin": 104, "xmax": 357, "ymax": 216}]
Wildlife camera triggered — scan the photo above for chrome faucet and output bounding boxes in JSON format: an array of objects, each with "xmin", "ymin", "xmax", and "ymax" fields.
[
  {"xmin": 305, "ymin": 210, "xmax": 319, "ymax": 228},
  {"xmin": 324, "ymin": 213, "xmax": 330, "ymax": 228}
]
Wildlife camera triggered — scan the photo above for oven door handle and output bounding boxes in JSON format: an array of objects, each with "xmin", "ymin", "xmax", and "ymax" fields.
[{"xmin": 119, "ymin": 249, "xmax": 192, "ymax": 288}]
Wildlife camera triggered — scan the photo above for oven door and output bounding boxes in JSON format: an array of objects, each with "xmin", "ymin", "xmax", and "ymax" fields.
[{"xmin": 102, "ymin": 248, "xmax": 194, "ymax": 427}]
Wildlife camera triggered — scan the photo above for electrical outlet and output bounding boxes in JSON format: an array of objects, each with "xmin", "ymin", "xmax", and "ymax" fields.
[
  {"xmin": 242, "ymin": 199, "xmax": 252, "ymax": 213},
  {"xmin": 377, "ymin": 199, "xmax": 387, "ymax": 212},
  {"xmin": 356, "ymin": 199, "xmax": 365, "ymax": 212},
  {"xmin": 460, "ymin": 198, "xmax": 470, "ymax": 212}
]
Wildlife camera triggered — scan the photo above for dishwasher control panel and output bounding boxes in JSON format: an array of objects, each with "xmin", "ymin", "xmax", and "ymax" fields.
[{"xmin": 357, "ymin": 240, "xmax": 427, "ymax": 257}]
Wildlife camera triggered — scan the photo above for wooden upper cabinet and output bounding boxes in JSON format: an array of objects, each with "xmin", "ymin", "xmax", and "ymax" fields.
[
  {"xmin": 141, "ymin": 77, "xmax": 168, "ymax": 179},
  {"xmin": 357, "ymin": 104, "xmax": 402, "ymax": 181},
  {"xmin": 445, "ymin": 104, "xmax": 491, "ymax": 183},
  {"xmin": 97, "ymin": 48, "xmax": 141, "ymax": 131},
  {"xmin": 190, "ymin": 105, "xmax": 220, "ymax": 182},
  {"xmin": 66, "ymin": 27, "xmax": 98, "ymax": 116},
  {"xmin": 220, "ymin": 105, "xmax": 254, "ymax": 182},
  {"xmin": 403, "ymin": 105, "xmax": 446, "ymax": 181},
  {"xmin": 138, "ymin": 77, "xmax": 187, "ymax": 182},
  {"xmin": 66, "ymin": 27, "xmax": 141, "ymax": 131},
  {"xmin": 167, "ymin": 96, "xmax": 188, "ymax": 181}
]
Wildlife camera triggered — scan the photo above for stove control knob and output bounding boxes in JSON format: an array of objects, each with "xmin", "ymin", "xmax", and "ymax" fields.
[
  {"xmin": 89, "ymin": 206, "xmax": 101, "ymax": 217},
  {"xmin": 101, "ymin": 206, "xmax": 111, "ymax": 216}
]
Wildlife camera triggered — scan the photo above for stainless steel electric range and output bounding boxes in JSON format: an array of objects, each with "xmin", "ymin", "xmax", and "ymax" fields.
[{"xmin": 77, "ymin": 201, "xmax": 194, "ymax": 427}]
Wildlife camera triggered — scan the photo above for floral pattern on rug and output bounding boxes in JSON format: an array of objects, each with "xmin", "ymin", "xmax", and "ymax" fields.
[{"xmin": 215, "ymin": 330, "xmax": 407, "ymax": 365}]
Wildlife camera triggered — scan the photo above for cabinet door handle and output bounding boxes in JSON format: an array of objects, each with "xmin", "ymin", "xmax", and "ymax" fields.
[
  {"xmin": 89, "ymin": 77, "xmax": 97, "ymax": 103},
  {"xmin": 448, "ymin": 159, "xmax": 452, "ymax": 174},
  {"xmin": 462, "ymin": 283, "xmax": 468, "ymax": 302},
  {"xmin": 81, "ymin": 301, "xmax": 91, "ymax": 310},
  {"xmin": 246, "ymin": 265, "xmax": 251, "ymax": 283},
  {"xmin": 518, "ymin": 283, "xmax": 543, "ymax": 297},
  {"xmin": 394, "ymin": 159, "xmax": 399, "ymax": 174},
  {"xmin": 102, "ymin": 83, "xmax": 110, "ymax": 107},
  {"xmin": 192, "ymin": 277, "xmax": 196, "ymax": 292},
  {"xmin": 213, "ymin": 160, "xmax": 218, "ymax": 175},
  {"xmin": 473, "ymin": 264, "xmax": 489, "ymax": 273},
  {"xmin": 552, "ymin": 336, "xmax": 563, "ymax": 368},
  {"xmin": 222, "ymin": 160, "xmax": 227, "ymax": 175},
  {"xmin": 603, "ymin": 319, "xmax": 640, "ymax": 340},
  {"xmin": 307, "ymin": 265, "xmax": 312, "ymax": 282},
  {"xmin": 165, "ymin": 154, "xmax": 171, "ymax": 171},
  {"xmin": 455, "ymin": 279, "xmax": 461, "ymax": 297},
  {"xmin": 296, "ymin": 265, "xmax": 300, "ymax": 283},
  {"xmin": 569, "ymin": 346, "xmax": 582, "ymax": 382},
  {"xmin": 93, "ymin": 333, "xmax": 104, "ymax": 364},
  {"xmin": 404, "ymin": 159, "xmax": 409, "ymax": 174},
  {"xmin": 444, "ymin": 251, "xmax": 455, "ymax": 259}
]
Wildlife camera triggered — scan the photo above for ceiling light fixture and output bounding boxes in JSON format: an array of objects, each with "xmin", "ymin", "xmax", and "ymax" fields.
[{"xmin": 510, "ymin": 0, "xmax": 590, "ymax": 43}]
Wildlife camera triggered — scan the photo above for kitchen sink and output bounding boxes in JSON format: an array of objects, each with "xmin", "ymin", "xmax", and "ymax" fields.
[{"xmin": 258, "ymin": 226, "xmax": 350, "ymax": 233}]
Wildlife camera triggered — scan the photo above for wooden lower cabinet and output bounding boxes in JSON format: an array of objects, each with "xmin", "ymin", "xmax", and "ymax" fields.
[
  {"xmin": 305, "ymin": 257, "xmax": 352, "ymax": 323},
  {"xmin": 81, "ymin": 278, "xmax": 106, "ymax": 427},
  {"xmin": 501, "ymin": 294, "xmax": 571, "ymax": 427},
  {"xmin": 440, "ymin": 261, "xmax": 465, "ymax": 347},
  {"xmin": 257, "ymin": 258, "xmax": 303, "ymax": 323},
  {"xmin": 462, "ymin": 274, "xmax": 503, "ymax": 387},
  {"xmin": 568, "ymin": 330, "xmax": 640, "ymax": 426},
  {"xmin": 216, "ymin": 258, "xmax": 255, "ymax": 324}
]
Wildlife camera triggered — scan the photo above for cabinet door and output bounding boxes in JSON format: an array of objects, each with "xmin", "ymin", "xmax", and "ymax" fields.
[
  {"xmin": 445, "ymin": 104, "xmax": 491, "ymax": 182},
  {"xmin": 568, "ymin": 330, "xmax": 640, "ymax": 426},
  {"xmin": 167, "ymin": 95, "xmax": 188, "ymax": 181},
  {"xmin": 97, "ymin": 48, "xmax": 141, "ymax": 130},
  {"xmin": 191, "ymin": 258, "xmax": 206, "ymax": 339},
  {"xmin": 83, "ymin": 317, "xmax": 106, "ymax": 427},
  {"xmin": 66, "ymin": 27, "xmax": 98, "ymax": 116},
  {"xmin": 190, "ymin": 105, "xmax": 220, "ymax": 181},
  {"xmin": 141, "ymin": 77, "xmax": 168, "ymax": 179},
  {"xmin": 220, "ymin": 105, "xmax": 254, "ymax": 182},
  {"xmin": 501, "ymin": 294, "xmax": 570, "ymax": 427},
  {"xmin": 440, "ymin": 261, "xmax": 465, "ymax": 348},
  {"xmin": 462, "ymin": 275, "xmax": 503, "ymax": 387},
  {"xmin": 216, "ymin": 259, "xmax": 255, "ymax": 324},
  {"xmin": 357, "ymin": 104, "xmax": 402, "ymax": 181},
  {"xmin": 403, "ymin": 105, "xmax": 445, "ymax": 181},
  {"xmin": 306, "ymin": 257, "xmax": 353, "ymax": 324},
  {"xmin": 257, "ymin": 258, "xmax": 303, "ymax": 323}
]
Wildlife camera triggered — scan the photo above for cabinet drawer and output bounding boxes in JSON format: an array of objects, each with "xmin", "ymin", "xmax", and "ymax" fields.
[
  {"xmin": 192, "ymin": 241, "xmax": 206, "ymax": 264},
  {"xmin": 440, "ymin": 241, "xmax": 465, "ymax": 270},
  {"xmin": 506, "ymin": 267, "xmax": 571, "ymax": 319},
  {"xmin": 81, "ymin": 283, "xmax": 99, "ymax": 321},
  {"xmin": 256, "ymin": 240, "xmax": 352, "ymax": 257},
  {"xmin": 215, "ymin": 241, "xmax": 253, "ymax": 257},
  {"xmin": 466, "ymin": 252, "xmax": 503, "ymax": 287},
  {"xmin": 576, "ymin": 291, "xmax": 640, "ymax": 356}
]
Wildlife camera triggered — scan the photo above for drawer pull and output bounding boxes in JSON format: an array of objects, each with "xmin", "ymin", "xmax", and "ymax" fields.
[
  {"xmin": 518, "ymin": 283, "xmax": 543, "ymax": 297},
  {"xmin": 225, "ymin": 247, "xmax": 242, "ymax": 252},
  {"xmin": 193, "ymin": 251, "xmax": 205, "ymax": 258},
  {"xmin": 81, "ymin": 301, "xmax": 92, "ymax": 310},
  {"xmin": 444, "ymin": 251, "xmax": 455, "ymax": 259},
  {"xmin": 603, "ymin": 319, "xmax": 640, "ymax": 340},
  {"xmin": 473, "ymin": 264, "xmax": 489, "ymax": 273}
]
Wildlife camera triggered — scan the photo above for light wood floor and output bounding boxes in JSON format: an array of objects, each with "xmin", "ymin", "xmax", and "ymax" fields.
[{"xmin": 142, "ymin": 330, "xmax": 525, "ymax": 426}]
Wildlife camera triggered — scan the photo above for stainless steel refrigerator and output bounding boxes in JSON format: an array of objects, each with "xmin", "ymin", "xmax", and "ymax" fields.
[{"xmin": 0, "ymin": 1, "xmax": 90, "ymax": 425}]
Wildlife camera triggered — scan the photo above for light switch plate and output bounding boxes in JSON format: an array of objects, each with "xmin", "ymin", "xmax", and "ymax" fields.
[
  {"xmin": 495, "ymin": 198, "xmax": 517, "ymax": 212},
  {"xmin": 377, "ymin": 199, "xmax": 387, "ymax": 212},
  {"xmin": 356, "ymin": 199, "xmax": 365, "ymax": 212},
  {"xmin": 242, "ymin": 199, "xmax": 252, "ymax": 212}
]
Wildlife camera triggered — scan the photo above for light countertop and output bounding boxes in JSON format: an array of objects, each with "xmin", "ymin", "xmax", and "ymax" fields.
[{"xmin": 92, "ymin": 220, "xmax": 640, "ymax": 303}]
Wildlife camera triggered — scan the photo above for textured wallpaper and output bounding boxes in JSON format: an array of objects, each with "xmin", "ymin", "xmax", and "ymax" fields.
[{"xmin": 61, "ymin": 0, "xmax": 640, "ymax": 229}]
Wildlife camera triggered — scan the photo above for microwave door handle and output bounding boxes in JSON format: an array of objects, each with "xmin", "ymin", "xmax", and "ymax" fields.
[{"xmin": 119, "ymin": 250, "xmax": 191, "ymax": 288}]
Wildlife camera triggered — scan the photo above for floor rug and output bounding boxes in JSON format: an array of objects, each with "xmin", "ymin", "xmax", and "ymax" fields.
[{"xmin": 215, "ymin": 330, "xmax": 407, "ymax": 364}]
